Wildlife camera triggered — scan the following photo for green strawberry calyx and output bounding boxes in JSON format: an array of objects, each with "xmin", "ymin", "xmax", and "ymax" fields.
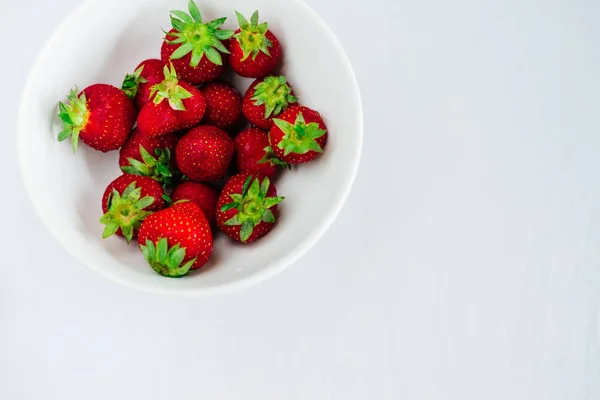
[
  {"xmin": 99, "ymin": 182, "xmax": 156, "ymax": 244},
  {"xmin": 121, "ymin": 145, "xmax": 177, "ymax": 187},
  {"xmin": 234, "ymin": 11, "xmax": 272, "ymax": 61},
  {"xmin": 251, "ymin": 76, "xmax": 297, "ymax": 119},
  {"xmin": 150, "ymin": 64, "xmax": 193, "ymax": 111},
  {"xmin": 140, "ymin": 238, "xmax": 197, "ymax": 278},
  {"xmin": 258, "ymin": 146, "xmax": 291, "ymax": 169},
  {"xmin": 121, "ymin": 65, "xmax": 147, "ymax": 99},
  {"xmin": 165, "ymin": 0, "xmax": 234, "ymax": 67},
  {"xmin": 57, "ymin": 87, "xmax": 90, "ymax": 153},
  {"xmin": 272, "ymin": 113, "xmax": 327, "ymax": 156},
  {"xmin": 221, "ymin": 176, "xmax": 284, "ymax": 243}
]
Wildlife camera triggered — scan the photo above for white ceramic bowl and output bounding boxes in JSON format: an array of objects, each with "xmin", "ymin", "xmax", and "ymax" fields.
[{"xmin": 17, "ymin": 0, "xmax": 362, "ymax": 297}]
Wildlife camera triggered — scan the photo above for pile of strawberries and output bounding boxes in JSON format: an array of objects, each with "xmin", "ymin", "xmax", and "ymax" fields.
[{"xmin": 56, "ymin": 1, "xmax": 328, "ymax": 278}]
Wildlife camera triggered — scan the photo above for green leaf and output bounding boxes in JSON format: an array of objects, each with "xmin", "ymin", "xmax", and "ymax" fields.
[
  {"xmin": 210, "ymin": 36, "xmax": 229, "ymax": 54},
  {"xmin": 58, "ymin": 129, "xmax": 71, "ymax": 142},
  {"xmin": 242, "ymin": 176, "xmax": 252, "ymax": 196},
  {"xmin": 308, "ymin": 140, "xmax": 324, "ymax": 153},
  {"xmin": 263, "ymin": 196, "xmax": 284, "ymax": 209},
  {"xmin": 140, "ymin": 243, "xmax": 152, "ymax": 262},
  {"xmin": 170, "ymin": 247, "xmax": 186, "ymax": 269},
  {"xmin": 170, "ymin": 42, "xmax": 194, "ymax": 60},
  {"xmin": 162, "ymin": 194, "xmax": 172, "ymax": 205},
  {"xmin": 248, "ymin": 178, "xmax": 260, "ymax": 198},
  {"xmin": 220, "ymin": 203, "xmax": 238, "ymax": 212},
  {"xmin": 283, "ymin": 142, "xmax": 295, "ymax": 156},
  {"xmin": 236, "ymin": 11, "xmax": 249, "ymax": 29},
  {"xmin": 215, "ymin": 29, "xmax": 234, "ymax": 40},
  {"xmin": 230, "ymin": 193, "xmax": 243, "ymax": 203},
  {"xmin": 273, "ymin": 118, "xmax": 293, "ymax": 132},
  {"xmin": 259, "ymin": 177, "xmax": 270, "ymax": 199},
  {"xmin": 121, "ymin": 225, "xmax": 135, "ymax": 243},
  {"xmin": 188, "ymin": 0, "xmax": 202, "ymax": 23},
  {"xmin": 122, "ymin": 182, "xmax": 138, "ymax": 199},
  {"xmin": 126, "ymin": 158, "xmax": 150, "ymax": 175},
  {"xmin": 170, "ymin": 16, "xmax": 186, "ymax": 32},
  {"xmin": 168, "ymin": 97, "xmax": 186, "ymax": 111},
  {"xmin": 207, "ymin": 17, "xmax": 227, "ymax": 29},
  {"xmin": 135, "ymin": 196, "xmax": 155, "ymax": 210},
  {"xmin": 145, "ymin": 240, "xmax": 156, "ymax": 257},
  {"xmin": 102, "ymin": 222, "xmax": 120, "ymax": 239},
  {"xmin": 157, "ymin": 238, "xmax": 168, "ymax": 262},
  {"xmin": 250, "ymin": 10, "xmax": 259, "ymax": 26},
  {"xmin": 190, "ymin": 50, "xmax": 203, "ymax": 67},
  {"xmin": 156, "ymin": 163, "xmax": 172, "ymax": 178},
  {"xmin": 203, "ymin": 46, "xmax": 223, "ymax": 66},
  {"xmin": 139, "ymin": 146, "xmax": 157, "ymax": 166},
  {"xmin": 240, "ymin": 221, "xmax": 254, "ymax": 243},
  {"xmin": 170, "ymin": 9, "xmax": 192, "ymax": 23},
  {"xmin": 225, "ymin": 214, "xmax": 242, "ymax": 226},
  {"xmin": 180, "ymin": 258, "xmax": 196, "ymax": 274},
  {"xmin": 262, "ymin": 209, "xmax": 276, "ymax": 223}
]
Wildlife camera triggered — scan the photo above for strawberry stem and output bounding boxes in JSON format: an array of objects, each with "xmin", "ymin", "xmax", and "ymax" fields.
[
  {"xmin": 166, "ymin": 0, "xmax": 234, "ymax": 67},
  {"xmin": 234, "ymin": 10, "xmax": 272, "ymax": 61},
  {"xmin": 100, "ymin": 182, "xmax": 156, "ymax": 244},
  {"xmin": 57, "ymin": 87, "xmax": 90, "ymax": 153},
  {"xmin": 221, "ymin": 176, "xmax": 284, "ymax": 243},
  {"xmin": 140, "ymin": 238, "xmax": 196, "ymax": 278},
  {"xmin": 251, "ymin": 76, "xmax": 297, "ymax": 119},
  {"xmin": 272, "ymin": 113, "xmax": 327, "ymax": 156}
]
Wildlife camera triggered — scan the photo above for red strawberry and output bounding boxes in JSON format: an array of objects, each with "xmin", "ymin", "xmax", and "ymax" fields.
[
  {"xmin": 176, "ymin": 125, "xmax": 234, "ymax": 182},
  {"xmin": 269, "ymin": 105, "xmax": 328, "ymax": 164},
  {"xmin": 100, "ymin": 174, "xmax": 167, "ymax": 243},
  {"xmin": 234, "ymin": 128, "xmax": 289, "ymax": 179},
  {"xmin": 119, "ymin": 129, "xmax": 179, "ymax": 186},
  {"xmin": 58, "ymin": 84, "xmax": 135, "ymax": 153},
  {"xmin": 161, "ymin": 1, "xmax": 234, "ymax": 85},
  {"xmin": 138, "ymin": 201, "xmax": 213, "ymax": 277},
  {"xmin": 242, "ymin": 76, "xmax": 297, "ymax": 130},
  {"xmin": 199, "ymin": 82, "xmax": 243, "ymax": 129},
  {"xmin": 171, "ymin": 181, "xmax": 219, "ymax": 224},
  {"xmin": 137, "ymin": 64, "xmax": 206, "ymax": 137},
  {"xmin": 216, "ymin": 173, "xmax": 284, "ymax": 243},
  {"xmin": 230, "ymin": 11, "xmax": 281, "ymax": 78},
  {"xmin": 121, "ymin": 59, "xmax": 166, "ymax": 110}
]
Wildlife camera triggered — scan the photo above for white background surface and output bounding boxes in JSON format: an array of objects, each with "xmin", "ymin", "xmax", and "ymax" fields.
[{"xmin": 2, "ymin": 0, "xmax": 600, "ymax": 398}]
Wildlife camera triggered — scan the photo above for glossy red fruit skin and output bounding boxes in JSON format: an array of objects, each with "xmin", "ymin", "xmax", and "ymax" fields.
[
  {"xmin": 234, "ymin": 128, "xmax": 277, "ymax": 179},
  {"xmin": 216, "ymin": 172, "xmax": 279, "ymax": 243},
  {"xmin": 199, "ymin": 82, "xmax": 242, "ymax": 129},
  {"xmin": 137, "ymin": 82, "xmax": 206, "ymax": 137},
  {"xmin": 118, "ymin": 129, "xmax": 178, "ymax": 169},
  {"xmin": 171, "ymin": 181, "xmax": 219, "ymax": 225},
  {"xmin": 175, "ymin": 126, "xmax": 234, "ymax": 183},
  {"xmin": 133, "ymin": 59, "xmax": 166, "ymax": 110},
  {"xmin": 101, "ymin": 174, "xmax": 167, "ymax": 239},
  {"xmin": 230, "ymin": 30, "xmax": 281, "ymax": 78},
  {"xmin": 138, "ymin": 201, "xmax": 213, "ymax": 270},
  {"xmin": 269, "ymin": 105, "xmax": 328, "ymax": 164},
  {"xmin": 79, "ymin": 84, "xmax": 136, "ymax": 152},
  {"xmin": 161, "ymin": 29, "xmax": 230, "ymax": 85}
]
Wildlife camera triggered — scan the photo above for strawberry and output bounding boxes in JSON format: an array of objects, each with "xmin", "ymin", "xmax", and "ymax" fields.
[
  {"xmin": 137, "ymin": 64, "xmax": 206, "ymax": 137},
  {"xmin": 161, "ymin": 0, "xmax": 234, "ymax": 85},
  {"xmin": 216, "ymin": 173, "xmax": 284, "ymax": 243},
  {"xmin": 58, "ymin": 84, "xmax": 135, "ymax": 153},
  {"xmin": 100, "ymin": 174, "xmax": 167, "ymax": 243},
  {"xmin": 119, "ymin": 129, "xmax": 179, "ymax": 186},
  {"xmin": 121, "ymin": 59, "xmax": 166, "ymax": 110},
  {"xmin": 269, "ymin": 105, "xmax": 328, "ymax": 164},
  {"xmin": 175, "ymin": 125, "xmax": 234, "ymax": 182},
  {"xmin": 171, "ymin": 181, "xmax": 219, "ymax": 224},
  {"xmin": 234, "ymin": 128, "xmax": 289, "ymax": 179},
  {"xmin": 242, "ymin": 76, "xmax": 297, "ymax": 130},
  {"xmin": 230, "ymin": 11, "xmax": 281, "ymax": 78},
  {"xmin": 199, "ymin": 82, "xmax": 242, "ymax": 129},
  {"xmin": 138, "ymin": 201, "xmax": 213, "ymax": 277}
]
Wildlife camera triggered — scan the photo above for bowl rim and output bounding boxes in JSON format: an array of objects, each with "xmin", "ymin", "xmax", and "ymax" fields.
[{"xmin": 16, "ymin": 0, "xmax": 364, "ymax": 298}]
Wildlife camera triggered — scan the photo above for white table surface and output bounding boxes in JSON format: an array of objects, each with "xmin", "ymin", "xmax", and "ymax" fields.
[{"xmin": 3, "ymin": 0, "xmax": 600, "ymax": 398}]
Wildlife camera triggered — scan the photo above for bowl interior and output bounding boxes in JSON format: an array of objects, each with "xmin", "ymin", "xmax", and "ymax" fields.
[{"xmin": 18, "ymin": 0, "xmax": 362, "ymax": 296}]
